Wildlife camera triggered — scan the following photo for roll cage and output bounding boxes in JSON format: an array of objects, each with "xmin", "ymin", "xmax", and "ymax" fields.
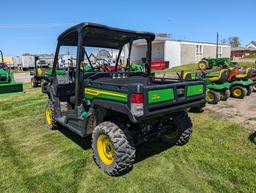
[{"xmin": 51, "ymin": 22, "xmax": 155, "ymax": 106}]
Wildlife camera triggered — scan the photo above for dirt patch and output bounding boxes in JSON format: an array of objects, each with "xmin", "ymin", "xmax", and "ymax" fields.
[{"xmin": 205, "ymin": 93, "xmax": 256, "ymax": 131}]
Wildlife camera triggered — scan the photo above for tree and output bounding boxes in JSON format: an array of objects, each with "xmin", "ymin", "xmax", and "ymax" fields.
[
  {"xmin": 228, "ymin": 36, "xmax": 241, "ymax": 48},
  {"xmin": 221, "ymin": 39, "xmax": 228, "ymax": 44}
]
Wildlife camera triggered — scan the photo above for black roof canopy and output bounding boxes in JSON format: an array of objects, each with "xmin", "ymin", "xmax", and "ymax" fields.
[{"xmin": 58, "ymin": 22, "xmax": 155, "ymax": 48}]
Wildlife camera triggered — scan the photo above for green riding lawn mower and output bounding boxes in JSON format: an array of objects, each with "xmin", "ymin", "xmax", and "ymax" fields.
[
  {"xmin": 198, "ymin": 57, "xmax": 236, "ymax": 70},
  {"xmin": 42, "ymin": 22, "xmax": 206, "ymax": 176},
  {"xmin": 198, "ymin": 57, "xmax": 255, "ymax": 96},
  {"xmin": 0, "ymin": 50, "xmax": 23, "ymax": 95},
  {"xmin": 181, "ymin": 69, "xmax": 231, "ymax": 104},
  {"xmin": 227, "ymin": 67, "xmax": 254, "ymax": 99}
]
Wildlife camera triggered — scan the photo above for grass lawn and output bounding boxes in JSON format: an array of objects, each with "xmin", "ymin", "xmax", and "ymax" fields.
[
  {"xmin": 155, "ymin": 62, "xmax": 255, "ymax": 74},
  {"xmin": 0, "ymin": 84, "xmax": 255, "ymax": 193}
]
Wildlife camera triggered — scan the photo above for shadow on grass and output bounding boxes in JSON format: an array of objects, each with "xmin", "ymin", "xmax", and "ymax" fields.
[
  {"xmin": 249, "ymin": 131, "xmax": 256, "ymax": 144},
  {"xmin": 58, "ymin": 125, "xmax": 92, "ymax": 150},
  {"xmin": 135, "ymin": 139, "xmax": 174, "ymax": 163},
  {"xmin": 57, "ymin": 125, "xmax": 175, "ymax": 163}
]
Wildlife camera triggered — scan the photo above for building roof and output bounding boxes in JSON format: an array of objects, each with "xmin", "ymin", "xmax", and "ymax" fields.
[
  {"xmin": 231, "ymin": 47, "xmax": 256, "ymax": 51},
  {"xmin": 155, "ymin": 38, "xmax": 230, "ymax": 46},
  {"xmin": 246, "ymin": 41, "xmax": 256, "ymax": 48},
  {"xmin": 134, "ymin": 38, "xmax": 230, "ymax": 47}
]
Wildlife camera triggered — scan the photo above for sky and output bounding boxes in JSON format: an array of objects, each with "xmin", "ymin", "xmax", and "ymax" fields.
[{"xmin": 0, "ymin": 0, "xmax": 255, "ymax": 56}]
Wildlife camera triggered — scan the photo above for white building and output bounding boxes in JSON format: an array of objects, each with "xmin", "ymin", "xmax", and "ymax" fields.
[{"xmin": 131, "ymin": 39, "xmax": 231, "ymax": 68}]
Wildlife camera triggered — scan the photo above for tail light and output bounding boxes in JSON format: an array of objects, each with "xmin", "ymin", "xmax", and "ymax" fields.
[{"xmin": 130, "ymin": 93, "xmax": 144, "ymax": 117}]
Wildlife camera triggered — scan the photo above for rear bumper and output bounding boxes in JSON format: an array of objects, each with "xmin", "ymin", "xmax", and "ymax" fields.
[{"xmin": 136, "ymin": 97, "xmax": 205, "ymax": 122}]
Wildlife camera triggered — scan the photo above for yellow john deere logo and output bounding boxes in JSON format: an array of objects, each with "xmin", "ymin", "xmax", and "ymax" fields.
[
  {"xmin": 85, "ymin": 88, "xmax": 127, "ymax": 98},
  {"xmin": 152, "ymin": 94, "xmax": 161, "ymax": 100}
]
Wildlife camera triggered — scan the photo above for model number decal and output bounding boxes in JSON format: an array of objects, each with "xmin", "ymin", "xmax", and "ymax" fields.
[{"xmin": 85, "ymin": 88, "xmax": 127, "ymax": 98}]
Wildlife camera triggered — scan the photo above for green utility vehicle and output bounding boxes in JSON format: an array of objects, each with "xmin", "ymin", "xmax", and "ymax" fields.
[
  {"xmin": 42, "ymin": 23, "xmax": 206, "ymax": 176},
  {"xmin": 198, "ymin": 57, "xmax": 236, "ymax": 70},
  {"xmin": 182, "ymin": 69, "xmax": 231, "ymax": 104},
  {"xmin": 0, "ymin": 50, "xmax": 23, "ymax": 95}
]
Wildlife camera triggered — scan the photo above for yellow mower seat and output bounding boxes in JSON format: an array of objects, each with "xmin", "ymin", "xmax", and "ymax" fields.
[
  {"xmin": 235, "ymin": 68, "xmax": 251, "ymax": 79},
  {"xmin": 207, "ymin": 69, "xmax": 226, "ymax": 82},
  {"xmin": 182, "ymin": 72, "xmax": 191, "ymax": 80}
]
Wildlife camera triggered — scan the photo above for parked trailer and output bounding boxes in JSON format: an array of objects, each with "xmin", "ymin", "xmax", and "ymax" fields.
[{"xmin": 21, "ymin": 55, "xmax": 35, "ymax": 69}]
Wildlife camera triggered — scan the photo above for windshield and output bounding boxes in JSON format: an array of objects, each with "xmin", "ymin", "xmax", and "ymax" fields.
[
  {"xmin": 56, "ymin": 38, "xmax": 150, "ymax": 73},
  {"xmin": 83, "ymin": 39, "xmax": 149, "ymax": 73}
]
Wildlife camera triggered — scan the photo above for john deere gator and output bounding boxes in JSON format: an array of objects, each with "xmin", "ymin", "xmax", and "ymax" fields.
[
  {"xmin": 42, "ymin": 23, "xmax": 206, "ymax": 176},
  {"xmin": 0, "ymin": 50, "xmax": 23, "ymax": 95}
]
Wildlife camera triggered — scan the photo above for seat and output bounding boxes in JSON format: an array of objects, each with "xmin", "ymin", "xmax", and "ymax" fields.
[
  {"xmin": 207, "ymin": 69, "xmax": 229, "ymax": 83},
  {"xmin": 182, "ymin": 72, "xmax": 199, "ymax": 80},
  {"xmin": 251, "ymin": 73, "xmax": 256, "ymax": 81},
  {"xmin": 182, "ymin": 72, "xmax": 192, "ymax": 80},
  {"xmin": 235, "ymin": 68, "xmax": 252, "ymax": 80},
  {"xmin": 37, "ymin": 68, "xmax": 43, "ymax": 76}
]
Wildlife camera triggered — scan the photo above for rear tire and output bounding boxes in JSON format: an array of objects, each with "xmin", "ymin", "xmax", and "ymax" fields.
[
  {"xmin": 161, "ymin": 111, "xmax": 193, "ymax": 146},
  {"xmin": 207, "ymin": 90, "xmax": 221, "ymax": 104},
  {"xmin": 92, "ymin": 121, "xmax": 135, "ymax": 176},
  {"xmin": 198, "ymin": 60, "xmax": 209, "ymax": 70},
  {"xmin": 231, "ymin": 86, "xmax": 247, "ymax": 99},
  {"xmin": 220, "ymin": 89, "xmax": 230, "ymax": 101}
]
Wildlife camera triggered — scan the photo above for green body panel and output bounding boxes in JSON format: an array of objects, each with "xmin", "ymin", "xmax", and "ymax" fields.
[
  {"xmin": 45, "ymin": 69, "xmax": 65, "ymax": 76},
  {"xmin": 84, "ymin": 87, "xmax": 128, "ymax": 103},
  {"xmin": 205, "ymin": 72, "xmax": 220, "ymax": 77},
  {"xmin": 0, "ymin": 69, "xmax": 6, "ymax": 75},
  {"xmin": 148, "ymin": 88, "xmax": 174, "ymax": 104},
  {"xmin": 82, "ymin": 65, "xmax": 93, "ymax": 72},
  {"xmin": 130, "ymin": 63, "xmax": 145, "ymax": 72},
  {"xmin": 0, "ymin": 69, "xmax": 11, "ymax": 84},
  {"xmin": 231, "ymin": 79, "xmax": 253, "ymax": 86},
  {"xmin": 187, "ymin": 84, "xmax": 204, "ymax": 96},
  {"xmin": 208, "ymin": 82, "xmax": 231, "ymax": 90},
  {"xmin": 0, "ymin": 82, "xmax": 23, "ymax": 94}
]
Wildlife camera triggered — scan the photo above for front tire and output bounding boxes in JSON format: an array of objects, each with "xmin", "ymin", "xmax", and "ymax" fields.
[
  {"xmin": 161, "ymin": 111, "xmax": 193, "ymax": 146},
  {"xmin": 207, "ymin": 90, "xmax": 221, "ymax": 104},
  {"xmin": 31, "ymin": 78, "xmax": 38, "ymax": 87},
  {"xmin": 92, "ymin": 121, "xmax": 135, "ymax": 176},
  {"xmin": 45, "ymin": 100, "xmax": 57, "ymax": 130}
]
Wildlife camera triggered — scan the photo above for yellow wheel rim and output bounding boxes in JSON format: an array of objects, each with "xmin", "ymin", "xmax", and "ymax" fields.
[
  {"xmin": 199, "ymin": 63, "xmax": 206, "ymax": 70},
  {"xmin": 233, "ymin": 89, "xmax": 242, "ymax": 97},
  {"xmin": 97, "ymin": 134, "xmax": 114, "ymax": 165},
  {"xmin": 45, "ymin": 106, "xmax": 52, "ymax": 125},
  {"xmin": 207, "ymin": 92, "xmax": 215, "ymax": 102}
]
